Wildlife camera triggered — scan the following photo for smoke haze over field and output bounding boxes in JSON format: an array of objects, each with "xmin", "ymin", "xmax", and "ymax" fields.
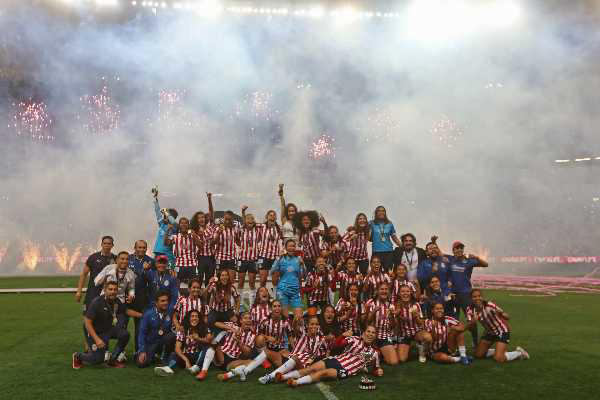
[{"xmin": 1, "ymin": 0, "xmax": 600, "ymax": 274}]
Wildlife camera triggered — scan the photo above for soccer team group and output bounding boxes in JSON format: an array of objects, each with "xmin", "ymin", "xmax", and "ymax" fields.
[{"xmin": 71, "ymin": 184, "xmax": 530, "ymax": 388}]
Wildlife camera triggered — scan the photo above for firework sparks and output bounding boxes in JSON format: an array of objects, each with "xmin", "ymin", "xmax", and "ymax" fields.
[
  {"xmin": 309, "ymin": 134, "xmax": 336, "ymax": 160},
  {"xmin": 158, "ymin": 89, "xmax": 184, "ymax": 122},
  {"xmin": 364, "ymin": 107, "xmax": 401, "ymax": 143},
  {"xmin": 430, "ymin": 115, "xmax": 463, "ymax": 148},
  {"xmin": 21, "ymin": 240, "xmax": 40, "ymax": 272},
  {"xmin": 232, "ymin": 91, "xmax": 280, "ymax": 133},
  {"xmin": 9, "ymin": 100, "xmax": 54, "ymax": 141},
  {"xmin": 52, "ymin": 244, "xmax": 82, "ymax": 273},
  {"xmin": 0, "ymin": 241, "xmax": 8, "ymax": 264},
  {"xmin": 78, "ymin": 77, "xmax": 120, "ymax": 135}
]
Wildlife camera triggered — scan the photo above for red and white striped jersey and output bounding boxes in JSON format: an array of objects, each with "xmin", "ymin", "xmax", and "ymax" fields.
[
  {"xmin": 299, "ymin": 229, "xmax": 321, "ymax": 261},
  {"xmin": 395, "ymin": 302, "xmax": 423, "ymax": 338},
  {"xmin": 258, "ymin": 223, "xmax": 282, "ymax": 260},
  {"xmin": 305, "ymin": 270, "xmax": 334, "ymax": 304},
  {"xmin": 335, "ymin": 298, "xmax": 362, "ymax": 334},
  {"xmin": 213, "ymin": 225, "xmax": 240, "ymax": 261},
  {"xmin": 219, "ymin": 322, "xmax": 257, "ymax": 358},
  {"xmin": 196, "ymin": 223, "xmax": 216, "ymax": 257},
  {"xmin": 425, "ymin": 316, "xmax": 460, "ymax": 352},
  {"xmin": 334, "ymin": 336, "xmax": 380, "ymax": 376},
  {"xmin": 176, "ymin": 328, "xmax": 208, "ymax": 354},
  {"xmin": 364, "ymin": 272, "xmax": 391, "ymax": 297},
  {"xmin": 258, "ymin": 317, "xmax": 291, "ymax": 348},
  {"xmin": 342, "ymin": 231, "xmax": 369, "ymax": 261},
  {"xmin": 365, "ymin": 299, "xmax": 395, "ymax": 340},
  {"xmin": 336, "ymin": 271, "xmax": 363, "ymax": 296},
  {"xmin": 174, "ymin": 295, "xmax": 208, "ymax": 325},
  {"xmin": 290, "ymin": 333, "xmax": 328, "ymax": 366},
  {"xmin": 466, "ymin": 301, "xmax": 510, "ymax": 336},
  {"xmin": 320, "ymin": 240, "xmax": 347, "ymax": 267},
  {"xmin": 250, "ymin": 303, "xmax": 271, "ymax": 331},
  {"xmin": 236, "ymin": 225, "xmax": 262, "ymax": 261},
  {"xmin": 390, "ymin": 279, "xmax": 418, "ymax": 303},
  {"xmin": 170, "ymin": 233, "xmax": 198, "ymax": 267},
  {"xmin": 206, "ymin": 282, "xmax": 239, "ymax": 312}
]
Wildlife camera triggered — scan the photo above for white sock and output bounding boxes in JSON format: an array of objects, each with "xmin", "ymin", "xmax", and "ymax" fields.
[
  {"xmin": 244, "ymin": 351, "xmax": 266, "ymax": 373},
  {"xmin": 450, "ymin": 356, "xmax": 461, "ymax": 363},
  {"xmin": 458, "ymin": 346, "xmax": 467, "ymax": 357},
  {"xmin": 270, "ymin": 358, "xmax": 295, "ymax": 377},
  {"xmin": 232, "ymin": 365, "xmax": 246, "ymax": 375},
  {"xmin": 486, "ymin": 349, "xmax": 496, "ymax": 358},
  {"xmin": 202, "ymin": 347, "xmax": 215, "ymax": 371},
  {"xmin": 416, "ymin": 343, "xmax": 424, "ymax": 356},
  {"xmin": 212, "ymin": 331, "xmax": 227, "ymax": 344},
  {"xmin": 283, "ymin": 370, "xmax": 301, "ymax": 380},
  {"xmin": 223, "ymin": 371, "xmax": 234, "ymax": 379},
  {"xmin": 505, "ymin": 351, "xmax": 521, "ymax": 362},
  {"xmin": 296, "ymin": 375, "xmax": 313, "ymax": 385}
]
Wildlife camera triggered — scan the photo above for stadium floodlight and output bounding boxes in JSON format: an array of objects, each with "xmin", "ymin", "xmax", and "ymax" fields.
[
  {"xmin": 483, "ymin": 0, "xmax": 522, "ymax": 28},
  {"xmin": 95, "ymin": 0, "xmax": 119, "ymax": 6},
  {"xmin": 575, "ymin": 158, "xmax": 592, "ymax": 162},
  {"xmin": 555, "ymin": 160, "xmax": 570, "ymax": 163},
  {"xmin": 307, "ymin": 5, "xmax": 325, "ymax": 18},
  {"xmin": 331, "ymin": 6, "xmax": 360, "ymax": 25},
  {"xmin": 131, "ymin": 1, "xmax": 137, "ymax": 5},
  {"xmin": 195, "ymin": 0, "xmax": 223, "ymax": 17}
]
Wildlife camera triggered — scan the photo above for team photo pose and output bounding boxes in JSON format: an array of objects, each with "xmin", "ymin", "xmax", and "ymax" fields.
[
  {"xmin": 363, "ymin": 256, "xmax": 390, "ymax": 299},
  {"xmin": 72, "ymin": 281, "xmax": 139, "ymax": 369},
  {"xmin": 94, "ymin": 251, "xmax": 136, "ymax": 305},
  {"xmin": 365, "ymin": 282, "xmax": 398, "ymax": 365},
  {"xmin": 190, "ymin": 192, "xmax": 216, "ymax": 288},
  {"xmin": 258, "ymin": 315, "xmax": 328, "ymax": 384},
  {"xmin": 165, "ymin": 217, "xmax": 202, "ymax": 283},
  {"xmin": 237, "ymin": 206, "xmax": 263, "ymax": 302},
  {"xmin": 206, "ymin": 269, "xmax": 240, "ymax": 331},
  {"xmin": 417, "ymin": 240, "xmax": 451, "ymax": 297},
  {"xmin": 255, "ymin": 300, "xmax": 293, "ymax": 368},
  {"xmin": 295, "ymin": 211, "xmax": 326, "ymax": 273},
  {"xmin": 284, "ymin": 325, "xmax": 383, "ymax": 387},
  {"xmin": 343, "ymin": 213, "xmax": 371, "ymax": 275},
  {"xmin": 270, "ymin": 239, "xmax": 304, "ymax": 321},
  {"xmin": 467, "ymin": 289, "xmax": 530, "ymax": 363},
  {"xmin": 213, "ymin": 210, "xmax": 241, "ymax": 284},
  {"xmin": 143, "ymin": 255, "xmax": 179, "ymax": 312},
  {"xmin": 128, "ymin": 240, "xmax": 155, "ymax": 352},
  {"xmin": 393, "ymin": 233, "xmax": 427, "ymax": 281},
  {"xmin": 425, "ymin": 302, "xmax": 471, "ymax": 365},
  {"xmin": 393, "ymin": 285, "xmax": 428, "ymax": 363},
  {"xmin": 321, "ymin": 225, "xmax": 346, "ymax": 268},
  {"xmin": 335, "ymin": 257, "xmax": 363, "ymax": 299},
  {"xmin": 369, "ymin": 206, "xmax": 400, "ymax": 272},
  {"xmin": 152, "ymin": 189, "xmax": 178, "ymax": 269},
  {"xmin": 250, "ymin": 286, "xmax": 272, "ymax": 330},
  {"xmin": 154, "ymin": 309, "xmax": 213, "ymax": 376},
  {"xmin": 214, "ymin": 312, "xmax": 259, "ymax": 382},
  {"xmin": 173, "ymin": 278, "xmax": 207, "ymax": 333},
  {"xmin": 390, "ymin": 263, "xmax": 418, "ymax": 303},
  {"xmin": 304, "ymin": 256, "xmax": 334, "ymax": 315},
  {"xmin": 278, "ymin": 184, "xmax": 298, "ymax": 244},
  {"xmin": 257, "ymin": 209, "xmax": 282, "ymax": 289},
  {"xmin": 422, "ymin": 275, "xmax": 456, "ymax": 318}
]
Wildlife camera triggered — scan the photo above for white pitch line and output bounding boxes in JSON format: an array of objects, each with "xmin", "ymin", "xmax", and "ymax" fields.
[{"xmin": 316, "ymin": 382, "xmax": 339, "ymax": 400}]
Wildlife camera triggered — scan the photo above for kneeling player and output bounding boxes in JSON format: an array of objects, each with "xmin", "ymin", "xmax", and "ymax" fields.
[
  {"xmin": 136, "ymin": 290, "xmax": 177, "ymax": 368},
  {"xmin": 214, "ymin": 312, "xmax": 259, "ymax": 382},
  {"xmin": 72, "ymin": 281, "xmax": 141, "ymax": 369},
  {"xmin": 285, "ymin": 325, "xmax": 383, "ymax": 387},
  {"xmin": 467, "ymin": 289, "xmax": 530, "ymax": 363},
  {"xmin": 425, "ymin": 302, "xmax": 471, "ymax": 364},
  {"xmin": 258, "ymin": 315, "xmax": 328, "ymax": 384}
]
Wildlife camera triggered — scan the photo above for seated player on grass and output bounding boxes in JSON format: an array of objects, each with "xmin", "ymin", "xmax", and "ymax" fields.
[
  {"xmin": 258, "ymin": 315, "xmax": 329, "ymax": 384},
  {"xmin": 72, "ymin": 281, "xmax": 141, "ymax": 369},
  {"xmin": 393, "ymin": 284, "xmax": 428, "ymax": 363},
  {"xmin": 285, "ymin": 325, "xmax": 383, "ymax": 387},
  {"xmin": 467, "ymin": 289, "xmax": 530, "ymax": 363},
  {"xmin": 136, "ymin": 290, "xmax": 176, "ymax": 368},
  {"xmin": 424, "ymin": 302, "xmax": 471, "ymax": 365},
  {"xmin": 154, "ymin": 309, "xmax": 213, "ymax": 377},
  {"xmin": 214, "ymin": 312, "xmax": 260, "ymax": 382}
]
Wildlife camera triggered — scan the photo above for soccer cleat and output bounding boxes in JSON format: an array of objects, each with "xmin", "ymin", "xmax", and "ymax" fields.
[
  {"xmin": 196, "ymin": 370, "xmax": 208, "ymax": 381},
  {"xmin": 287, "ymin": 379, "xmax": 298, "ymax": 388},
  {"xmin": 237, "ymin": 367, "xmax": 247, "ymax": 382},
  {"xmin": 418, "ymin": 354, "xmax": 427, "ymax": 363},
  {"xmin": 154, "ymin": 366, "xmax": 174, "ymax": 376},
  {"xmin": 258, "ymin": 374, "xmax": 273, "ymax": 384},
  {"xmin": 460, "ymin": 356, "xmax": 472, "ymax": 365},
  {"xmin": 189, "ymin": 365, "xmax": 201, "ymax": 375},
  {"xmin": 275, "ymin": 372, "xmax": 285, "ymax": 383},
  {"xmin": 262, "ymin": 359, "xmax": 272, "ymax": 369},
  {"xmin": 72, "ymin": 353, "xmax": 82, "ymax": 370},
  {"xmin": 217, "ymin": 373, "xmax": 231, "ymax": 382},
  {"xmin": 116, "ymin": 352, "xmax": 127, "ymax": 363},
  {"xmin": 516, "ymin": 346, "xmax": 530, "ymax": 360}
]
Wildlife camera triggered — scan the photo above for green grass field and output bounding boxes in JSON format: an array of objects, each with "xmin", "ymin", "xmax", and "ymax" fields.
[{"xmin": 2, "ymin": 277, "xmax": 598, "ymax": 400}]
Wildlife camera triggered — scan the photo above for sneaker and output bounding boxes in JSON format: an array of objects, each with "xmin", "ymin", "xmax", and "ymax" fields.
[
  {"xmin": 237, "ymin": 367, "xmax": 247, "ymax": 382},
  {"xmin": 460, "ymin": 356, "xmax": 472, "ymax": 365},
  {"xmin": 258, "ymin": 374, "xmax": 273, "ymax": 384},
  {"xmin": 72, "ymin": 353, "xmax": 82, "ymax": 370},
  {"xmin": 104, "ymin": 351, "xmax": 111, "ymax": 362},
  {"xmin": 217, "ymin": 373, "xmax": 231, "ymax": 382},
  {"xmin": 196, "ymin": 370, "xmax": 208, "ymax": 381},
  {"xmin": 418, "ymin": 354, "xmax": 427, "ymax": 363},
  {"xmin": 287, "ymin": 379, "xmax": 298, "ymax": 388},
  {"xmin": 116, "ymin": 352, "xmax": 127, "ymax": 363},
  {"xmin": 154, "ymin": 366, "xmax": 174, "ymax": 376},
  {"xmin": 516, "ymin": 346, "xmax": 530, "ymax": 360},
  {"xmin": 189, "ymin": 365, "xmax": 201, "ymax": 375},
  {"xmin": 262, "ymin": 359, "xmax": 272, "ymax": 369},
  {"xmin": 275, "ymin": 372, "xmax": 285, "ymax": 382}
]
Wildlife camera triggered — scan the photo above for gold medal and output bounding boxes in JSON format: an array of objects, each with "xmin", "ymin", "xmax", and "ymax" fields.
[
  {"xmin": 113, "ymin": 317, "xmax": 118, "ymax": 326},
  {"xmin": 158, "ymin": 329, "xmax": 164, "ymax": 336}
]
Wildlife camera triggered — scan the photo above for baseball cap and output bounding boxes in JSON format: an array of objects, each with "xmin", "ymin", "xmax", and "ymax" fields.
[
  {"xmin": 452, "ymin": 241, "xmax": 465, "ymax": 249},
  {"xmin": 155, "ymin": 255, "xmax": 168, "ymax": 263}
]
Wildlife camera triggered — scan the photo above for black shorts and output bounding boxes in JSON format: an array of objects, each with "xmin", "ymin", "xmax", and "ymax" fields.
[
  {"xmin": 221, "ymin": 353, "xmax": 238, "ymax": 370},
  {"xmin": 482, "ymin": 332, "xmax": 510, "ymax": 344},
  {"xmin": 217, "ymin": 259, "xmax": 236, "ymax": 270},
  {"xmin": 376, "ymin": 338, "xmax": 395, "ymax": 349},
  {"xmin": 397, "ymin": 335, "xmax": 415, "ymax": 345},
  {"xmin": 357, "ymin": 259, "xmax": 369, "ymax": 276},
  {"xmin": 208, "ymin": 310, "xmax": 234, "ymax": 329},
  {"xmin": 324, "ymin": 357, "xmax": 349, "ymax": 379},
  {"xmin": 177, "ymin": 266, "xmax": 198, "ymax": 282},
  {"xmin": 238, "ymin": 261, "xmax": 257, "ymax": 273},
  {"xmin": 430, "ymin": 344, "xmax": 450, "ymax": 356},
  {"xmin": 257, "ymin": 257, "xmax": 275, "ymax": 271}
]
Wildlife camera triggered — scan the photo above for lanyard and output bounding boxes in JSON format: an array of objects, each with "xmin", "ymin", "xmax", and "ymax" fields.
[
  {"xmin": 106, "ymin": 298, "xmax": 118, "ymax": 326},
  {"xmin": 156, "ymin": 272, "xmax": 166, "ymax": 293},
  {"xmin": 404, "ymin": 250, "xmax": 414, "ymax": 268}
]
